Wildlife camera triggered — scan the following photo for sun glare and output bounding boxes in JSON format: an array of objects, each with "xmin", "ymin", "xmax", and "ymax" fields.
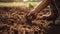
[{"xmin": 23, "ymin": 0, "xmax": 28, "ymax": 2}]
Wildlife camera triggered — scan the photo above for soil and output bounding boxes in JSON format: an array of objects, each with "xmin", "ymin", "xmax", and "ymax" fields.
[{"xmin": 0, "ymin": 6, "xmax": 51, "ymax": 34}]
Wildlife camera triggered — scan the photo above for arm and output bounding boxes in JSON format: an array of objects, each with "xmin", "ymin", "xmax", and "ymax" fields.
[
  {"xmin": 28, "ymin": 0, "xmax": 51, "ymax": 16},
  {"xmin": 26, "ymin": 0, "xmax": 51, "ymax": 20}
]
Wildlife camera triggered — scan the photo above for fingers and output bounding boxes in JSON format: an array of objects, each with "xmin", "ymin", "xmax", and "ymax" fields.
[{"xmin": 26, "ymin": 13, "xmax": 36, "ymax": 20}]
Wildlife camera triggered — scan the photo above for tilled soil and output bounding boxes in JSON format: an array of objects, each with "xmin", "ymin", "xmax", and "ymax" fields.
[{"xmin": 0, "ymin": 7, "xmax": 51, "ymax": 34}]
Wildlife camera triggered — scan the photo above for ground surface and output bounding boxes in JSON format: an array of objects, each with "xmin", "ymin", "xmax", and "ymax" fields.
[{"xmin": 0, "ymin": 6, "xmax": 51, "ymax": 34}]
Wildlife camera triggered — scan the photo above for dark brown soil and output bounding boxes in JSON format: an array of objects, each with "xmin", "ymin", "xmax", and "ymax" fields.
[{"xmin": 0, "ymin": 7, "xmax": 51, "ymax": 34}]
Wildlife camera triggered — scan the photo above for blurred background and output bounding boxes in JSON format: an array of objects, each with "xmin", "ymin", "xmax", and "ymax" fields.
[{"xmin": 0, "ymin": 0, "xmax": 42, "ymax": 7}]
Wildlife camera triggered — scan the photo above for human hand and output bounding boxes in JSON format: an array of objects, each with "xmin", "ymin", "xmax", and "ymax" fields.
[{"xmin": 26, "ymin": 13, "xmax": 36, "ymax": 21}]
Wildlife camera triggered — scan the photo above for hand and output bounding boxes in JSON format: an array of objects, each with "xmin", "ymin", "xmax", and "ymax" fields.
[
  {"xmin": 41, "ymin": 16, "xmax": 47, "ymax": 20},
  {"xmin": 26, "ymin": 13, "xmax": 36, "ymax": 21}
]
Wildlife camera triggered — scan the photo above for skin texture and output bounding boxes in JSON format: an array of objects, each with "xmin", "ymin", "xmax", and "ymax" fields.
[
  {"xmin": 26, "ymin": 0, "xmax": 51, "ymax": 21},
  {"xmin": 28, "ymin": 0, "xmax": 51, "ymax": 16}
]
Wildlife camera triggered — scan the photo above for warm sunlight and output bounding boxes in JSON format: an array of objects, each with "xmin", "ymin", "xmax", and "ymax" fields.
[{"xmin": 23, "ymin": 0, "xmax": 28, "ymax": 2}]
